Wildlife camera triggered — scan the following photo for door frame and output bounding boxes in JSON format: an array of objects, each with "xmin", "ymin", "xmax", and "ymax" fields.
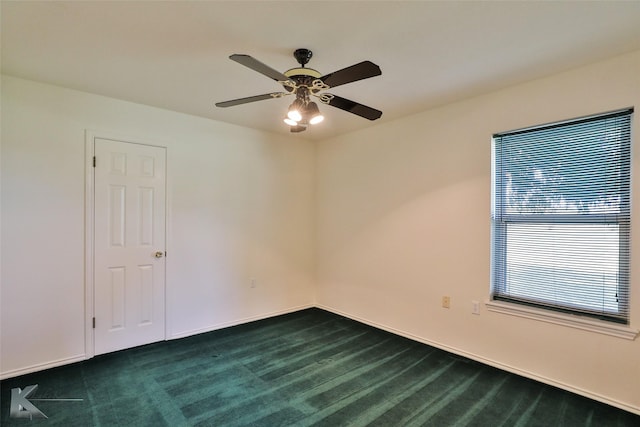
[{"xmin": 84, "ymin": 130, "xmax": 169, "ymax": 359}]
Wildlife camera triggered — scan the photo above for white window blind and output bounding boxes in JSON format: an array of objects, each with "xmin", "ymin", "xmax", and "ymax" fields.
[{"xmin": 492, "ymin": 108, "xmax": 633, "ymax": 324}]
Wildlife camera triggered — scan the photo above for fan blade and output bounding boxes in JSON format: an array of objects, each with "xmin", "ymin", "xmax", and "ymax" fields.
[
  {"xmin": 230, "ymin": 54, "xmax": 292, "ymax": 83},
  {"xmin": 320, "ymin": 61, "xmax": 381, "ymax": 89},
  {"xmin": 215, "ymin": 92, "xmax": 287, "ymax": 108},
  {"xmin": 325, "ymin": 95, "xmax": 382, "ymax": 120}
]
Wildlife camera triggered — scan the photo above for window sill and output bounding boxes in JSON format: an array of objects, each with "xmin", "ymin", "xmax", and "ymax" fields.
[{"xmin": 485, "ymin": 300, "xmax": 639, "ymax": 340}]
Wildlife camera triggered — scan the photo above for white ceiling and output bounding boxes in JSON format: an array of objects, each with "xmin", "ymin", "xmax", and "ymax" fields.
[{"xmin": 3, "ymin": 1, "xmax": 640, "ymax": 141}]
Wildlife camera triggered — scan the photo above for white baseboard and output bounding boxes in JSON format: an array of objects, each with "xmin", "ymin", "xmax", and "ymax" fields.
[
  {"xmin": 168, "ymin": 303, "xmax": 315, "ymax": 340},
  {"xmin": 316, "ymin": 303, "xmax": 640, "ymax": 416},
  {"xmin": 0, "ymin": 305, "xmax": 314, "ymax": 380},
  {"xmin": 0, "ymin": 354, "xmax": 87, "ymax": 380}
]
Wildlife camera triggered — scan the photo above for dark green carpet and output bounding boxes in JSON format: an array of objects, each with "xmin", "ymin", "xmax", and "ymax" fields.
[{"xmin": 1, "ymin": 308, "xmax": 638, "ymax": 426}]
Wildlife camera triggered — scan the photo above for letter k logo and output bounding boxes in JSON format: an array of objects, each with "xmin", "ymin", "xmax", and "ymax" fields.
[{"xmin": 10, "ymin": 384, "xmax": 48, "ymax": 419}]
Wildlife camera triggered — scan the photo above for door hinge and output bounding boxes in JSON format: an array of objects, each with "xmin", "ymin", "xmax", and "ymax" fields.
[
  {"xmin": 92, "ymin": 317, "xmax": 96, "ymax": 329},
  {"xmin": 93, "ymin": 156, "xmax": 96, "ymax": 167}
]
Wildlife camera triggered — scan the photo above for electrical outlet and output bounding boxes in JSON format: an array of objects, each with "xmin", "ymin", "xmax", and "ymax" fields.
[
  {"xmin": 472, "ymin": 300, "xmax": 480, "ymax": 315},
  {"xmin": 442, "ymin": 296, "xmax": 450, "ymax": 309}
]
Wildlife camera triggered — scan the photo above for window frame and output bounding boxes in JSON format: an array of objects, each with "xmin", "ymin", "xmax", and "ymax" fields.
[{"xmin": 491, "ymin": 108, "xmax": 633, "ymax": 326}]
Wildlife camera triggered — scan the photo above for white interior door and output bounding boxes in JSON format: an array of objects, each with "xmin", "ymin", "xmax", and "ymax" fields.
[{"xmin": 93, "ymin": 138, "xmax": 166, "ymax": 355}]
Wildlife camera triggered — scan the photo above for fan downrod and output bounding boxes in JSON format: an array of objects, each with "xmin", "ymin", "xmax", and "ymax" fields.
[{"xmin": 293, "ymin": 49, "xmax": 312, "ymax": 67}]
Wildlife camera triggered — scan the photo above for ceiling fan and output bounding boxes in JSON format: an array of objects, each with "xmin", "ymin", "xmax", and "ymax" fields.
[{"xmin": 215, "ymin": 48, "xmax": 382, "ymax": 133}]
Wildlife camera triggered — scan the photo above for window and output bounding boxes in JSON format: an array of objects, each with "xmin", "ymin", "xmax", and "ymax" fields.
[{"xmin": 491, "ymin": 108, "xmax": 633, "ymax": 324}]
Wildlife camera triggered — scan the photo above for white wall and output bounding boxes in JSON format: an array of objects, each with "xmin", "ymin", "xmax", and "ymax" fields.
[
  {"xmin": 0, "ymin": 76, "xmax": 316, "ymax": 377},
  {"xmin": 3, "ymin": 50, "xmax": 640, "ymax": 414},
  {"xmin": 316, "ymin": 50, "xmax": 640, "ymax": 413}
]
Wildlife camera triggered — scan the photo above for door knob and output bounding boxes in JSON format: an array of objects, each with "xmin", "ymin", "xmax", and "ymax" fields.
[{"xmin": 154, "ymin": 251, "xmax": 164, "ymax": 258}]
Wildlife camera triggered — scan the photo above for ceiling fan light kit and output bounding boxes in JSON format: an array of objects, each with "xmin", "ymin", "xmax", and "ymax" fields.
[
  {"xmin": 306, "ymin": 102, "xmax": 324, "ymax": 125},
  {"xmin": 215, "ymin": 48, "xmax": 382, "ymax": 133},
  {"xmin": 287, "ymin": 98, "xmax": 305, "ymax": 122},
  {"xmin": 283, "ymin": 117, "xmax": 298, "ymax": 126}
]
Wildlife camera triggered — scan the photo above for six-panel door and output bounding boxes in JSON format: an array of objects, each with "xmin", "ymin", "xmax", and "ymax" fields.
[{"xmin": 93, "ymin": 138, "xmax": 166, "ymax": 355}]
